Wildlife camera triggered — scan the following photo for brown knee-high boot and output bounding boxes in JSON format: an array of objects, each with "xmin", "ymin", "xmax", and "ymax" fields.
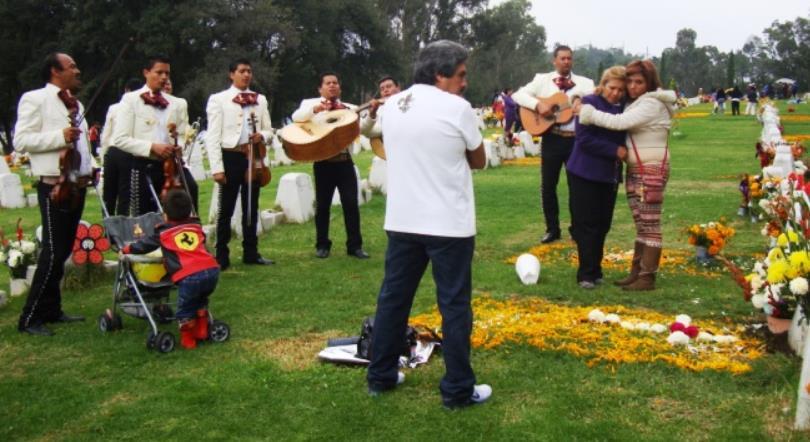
[
  {"xmin": 623, "ymin": 246, "xmax": 661, "ymax": 291},
  {"xmin": 614, "ymin": 241, "xmax": 644, "ymax": 286}
]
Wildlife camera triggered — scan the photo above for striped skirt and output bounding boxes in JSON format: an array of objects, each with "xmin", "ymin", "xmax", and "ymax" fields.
[{"xmin": 625, "ymin": 163, "xmax": 670, "ymax": 248}]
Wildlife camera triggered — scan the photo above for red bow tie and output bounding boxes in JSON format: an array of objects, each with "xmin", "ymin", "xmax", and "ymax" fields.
[
  {"xmin": 57, "ymin": 89, "xmax": 79, "ymax": 115},
  {"xmin": 324, "ymin": 98, "xmax": 346, "ymax": 110},
  {"xmin": 140, "ymin": 91, "xmax": 169, "ymax": 109},
  {"xmin": 233, "ymin": 92, "xmax": 258, "ymax": 107},
  {"xmin": 554, "ymin": 76, "xmax": 576, "ymax": 92}
]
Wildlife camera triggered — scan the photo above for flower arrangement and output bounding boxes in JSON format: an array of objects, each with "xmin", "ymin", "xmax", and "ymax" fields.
[
  {"xmin": 0, "ymin": 219, "xmax": 38, "ymax": 279},
  {"xmin": 686, "ymin": 221, "xmax": 735, "ymax": 256},
  {"xmin": 482, "ymin": 111, "xmax": 499, "ymax": 128}
]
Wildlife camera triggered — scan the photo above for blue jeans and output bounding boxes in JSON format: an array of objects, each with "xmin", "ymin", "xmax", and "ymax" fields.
[
  {"xmin": 367, "ymin": 231, "xmax": 476, "ymax": 404},
  {"xmin": 176, "ymin": 268, "xmax": 220, "ymax": 320}
]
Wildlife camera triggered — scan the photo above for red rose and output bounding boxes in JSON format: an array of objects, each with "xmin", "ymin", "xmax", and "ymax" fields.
[
  {"xmin": 684, "ymin": 325, "xmax": 699, "ymax": 339},
  {"xmin": 669, "ymin": 322, "xmax": 686, "ymax": 333}
]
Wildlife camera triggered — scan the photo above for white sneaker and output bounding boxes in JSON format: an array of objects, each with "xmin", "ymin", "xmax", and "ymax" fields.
[
  {"xmin": 470, "ymin": 384, "xmax": 492, "ymax": 404},
  {"xmin": 397, "ymin": 371, "xmax": 405, "ymax": 385}
]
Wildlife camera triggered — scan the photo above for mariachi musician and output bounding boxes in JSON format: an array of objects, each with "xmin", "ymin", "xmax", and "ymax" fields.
[
  {"xmin": 112, "ymin": 55, "xmax": 195, "ymax": 216},
  {"xmin": 360, "ymin": 75, "xmax": 401, "ymax": 139},
  {"xmin": 204, "ymin": 58, "xmax": 274, "ymax": 269},
  {"xmin": 292, "ymin": 72, "xmax": 369, "ymax": 260},
  {"xmin": 14, "ymin": 52, "xmax": 93, "ymax": 336},
  {"xmin": 512, "ymin": 45, "xmax": 594, "ymax": 244},
  {"xmin": 100, "ymin": 78, "xmax": 141, "ymax": 216}
]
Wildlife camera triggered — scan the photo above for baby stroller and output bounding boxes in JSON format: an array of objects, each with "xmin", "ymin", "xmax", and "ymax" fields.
[{"xmin": 95, "ymin": 176, "xmax": 230, "ymax": 353}]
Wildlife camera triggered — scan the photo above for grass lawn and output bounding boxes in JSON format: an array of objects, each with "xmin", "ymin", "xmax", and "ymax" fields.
[{"xmin": 1, "ymin": 101, "xmax": 810, "ymax": 441}]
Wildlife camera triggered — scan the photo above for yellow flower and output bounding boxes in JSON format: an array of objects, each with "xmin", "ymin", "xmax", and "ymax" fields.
[
  {"xmin": 768, "ymin": 248, "xmax": 786, "ymax": 262},
  {"xmin": 790, "ymin": 251, "xmax": 810, "ymax": 274},
  {"xmin": 778, "ymin": 234, "xmax": 789, "ymax": 248},
  {"xmin": 768, "ymin": 260, "xmax": 790, "ymax": 283}
]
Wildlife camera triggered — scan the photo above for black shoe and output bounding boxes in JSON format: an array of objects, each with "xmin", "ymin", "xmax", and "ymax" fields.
[
  {"xmin": 244, "ymin": 256, "xmax": 275, "ymax": 265},
  {"xmin": 53, "ymin": 313, "xmax": 85, "ymax": 323},
  {"xmin": 316, "ymin": 248, "xmax": 330, "ymax": 259},
  {"xmin": 348, "ymin": 249, "xmax": 370, "ymax": 259},
  {"xmin": 540, "ymin": 231, "xmax": 561, "ymax": 244},
  {"xmin": 20, "ymin": 324, "xmax": 55, "ymax": 336},
  {"xmin": 217, "ymin": 257, "xmax": 230, "ymax": 271}
]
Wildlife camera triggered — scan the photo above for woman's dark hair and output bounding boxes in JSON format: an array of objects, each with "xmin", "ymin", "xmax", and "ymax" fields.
[
  {"xmin": 41, "ymin": 52, "xmax": 64, "ymax": 83},
  {"xmin": 163, "ymin": 189, "xmax": 192, "ymax": 221},
  {"xmin": 625, "ymin": 60, "xmax": 662, "ymax": 92},
  {"xmin": 413, "ymin": 40, "xmax": 468, "ymax": 85}
]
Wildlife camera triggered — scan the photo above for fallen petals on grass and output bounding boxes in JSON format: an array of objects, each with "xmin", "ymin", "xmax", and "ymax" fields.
[
  {"xmin": 780, "ymin": 115, "xmax": 810, "ymax": 123},
  {"xmin": 783, "ymin": 135, "xmax": 810, "ymax": 143},
  {"xmin": 675, "ymin": 112, "xmax": 710, "ymax": 119},
  {"xmin": 503, "ymin": 157, "xmax": 541, "ymax": 167},
  {"xmin": 506, "ymin": 244, "xmax": 724, "ymax": 278},
  {"xmin": 410, "ymin": 295, "xmax": 764, "ymax": 374}
]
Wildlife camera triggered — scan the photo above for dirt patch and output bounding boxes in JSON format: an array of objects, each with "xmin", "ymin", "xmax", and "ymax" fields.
[{"xmin": 240, "ymin": 331, "xmax": 342, "ymax": 371}]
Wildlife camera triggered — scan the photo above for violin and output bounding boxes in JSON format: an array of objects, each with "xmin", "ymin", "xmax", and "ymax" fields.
[
  {"xmin": 50, "ymin": 109, "xmax": 82, "ymax": 207},
  {"xmin": 246, "ymin": 112, "xmax": 271, "ymax": 187},
  {"xmin": 160, "ymin": 123, "xmax": 198, "ymax": 217}
]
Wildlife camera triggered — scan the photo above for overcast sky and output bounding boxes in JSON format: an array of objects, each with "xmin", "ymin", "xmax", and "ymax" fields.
[{"xmin": 495, "ymin": 0, "xmax": 808, "ymax": 56}]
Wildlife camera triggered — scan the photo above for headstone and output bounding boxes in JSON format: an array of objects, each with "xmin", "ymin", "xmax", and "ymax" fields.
[
  {"xmin": 187, "ymin": 138, "xmax": 208, "ymax": 181},
  {"xmin": 368, "ymin": 156, "xmax": 387, "ymax": 194},
  {"xmin": 0, "ymin": 157, "xmax": 10, "ymax": 174},
  {"xmin": 513, "ymin": 145, "xmax": 526, "ymax": 159},
  {"xmin": 359, "ymin": 136, "xmax": 372, "ymax": 152},
  {"xmin": 272, "ymin": 134, "xmax": 295, "ymax": 166},
  {"xmin": 10, "ymin": 279, "xmax": 29, "ymax": 297},
  {"xmin": 207, "ymin": 183, "xmax": 262, "ymax": 239},
  {"xmin": 260, "ymin": 210, "xmax": 285, "ymax": 231},
  {"xmin": 351, "ymin": 139, "xmax": 362, "ymax": 155},
  {"xmin": 519, "ymin": 131, "xmax": 540, "ymax": 156},
  {"xmin": 25, "ymin": 265, "xmax": 37, "ymax": 287},
  {"xmin": 26, "ymin": 194, "xmax": 38, "ymax": 208},
  {"xmin": 483, "ymin": 140, "xmax": 500, "ymax": 168},
  {"xmin": 275, "ymin": 172, "xmax": 315, "ymax": 223},
  {"xmin": 0, "ymin": 173, "xmax": 26, "ymax": 208},
  {"xmin": 202, "ymin": 224, "xmax": 216, "ymax": 248},
  {"xmin": 360, "ymin": 179, "xmax": 373, "ymax": 204}
]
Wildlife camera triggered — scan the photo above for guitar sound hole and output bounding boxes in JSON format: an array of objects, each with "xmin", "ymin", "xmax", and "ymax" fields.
[{"xmin": 327, "ymin": 117, "xmax": 338, "ymax": 124}]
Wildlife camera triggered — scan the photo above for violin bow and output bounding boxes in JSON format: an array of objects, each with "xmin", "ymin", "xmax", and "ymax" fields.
[{"xmin": 77, "ymin": 36, "xmax": 136, "ymax": 126}]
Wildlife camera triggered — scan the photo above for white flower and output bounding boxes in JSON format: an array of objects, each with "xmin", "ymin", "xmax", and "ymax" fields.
[
  {"xmin": 761, "ymin": 227, "xmax": 770, "ymax": 237},
  {"xmin": 667, "ymin": 331, "xmax": 690, "ymax": 346},
  {"xmin": 7, "ymin": 250, "xmax": 23, "ymax": 268},
  {"xmin": 754, "ymin": 262, "xmax": 765, "ymax": 275},
  {"xmin": 587, "ymin": 309, "xmax": 606, "ymax": 323},
  {"xmin": 700, "ymin": 223, "xmax": 707, "ymax": 229},
  {"xmin": 790, "ymin": 277, "xmax": 809, "ymax": 295},
  {"xmin": 620, "ymin": 321, "xmax": 635, "ymax": 330},
  {"xmin": 697, "ymin": 331, "xmax": 714, "ymax": 342},
  {"xmin": 708, "ymin": 222, "xmax": 717, "ymax": 229},
  {"xmin": 750, "ymin": 275, "xmax": 765, "ymax": 292},
  {"xmin": 650, "ymin": 324, "xmax": 668, "ymax": 334},
  {"xmin": 605, "ymin": 313, "xmax": 621, "ymax": 324},
  {"xmin": 19, "ymin": 241, "xmax": 35, "ymax": 255},
  {"xmin": 635, "ymin": 322, "xmax": 651, "ymax": 331},
  {"xmin": 751, "ymin": 294, "xmax": 767, "ymax": 309},
  {"xmin": 675, "ymin": 314, "xmax": 692, "ymax": 327},
  {"xmin": 713, "ymin": 335, "xmax": 738, "ymax": 345}
]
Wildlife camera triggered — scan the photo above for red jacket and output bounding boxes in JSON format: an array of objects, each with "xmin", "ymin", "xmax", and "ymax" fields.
[{"xmin": 123, "ymin": 220, "xmax": 219, "ymax": 283}]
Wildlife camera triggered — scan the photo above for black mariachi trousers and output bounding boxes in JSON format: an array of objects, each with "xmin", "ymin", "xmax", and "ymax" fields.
[
  {"xmin": 215, "ymin": 150, "xmax": 262, "ymax": 265},
  {"xmin": 102, "ymin": 146, "xmax": 132, "ymax": 216},
  {"xmin": 128, "ymin": 158, "xmax": 198, "ymax": 216},
  {"xmin": 18, "ymin": 183, "xmax": 85, "ymax": 330},
  {"xmin": 540, "ymin": 133, "xmax": 574, "ymax": 234},
  {"xmin": 313, "ymin": 159, "xmax": 362, "ymax": 252}
]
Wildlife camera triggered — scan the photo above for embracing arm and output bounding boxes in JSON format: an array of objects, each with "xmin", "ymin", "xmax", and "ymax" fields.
[
  {"xmin": 575, "ymin": 122, "xmax": 622, "ymax": 160},
  {"xmin": 578, "ymin": 98, "xmax": 660, "ymax": 131}
]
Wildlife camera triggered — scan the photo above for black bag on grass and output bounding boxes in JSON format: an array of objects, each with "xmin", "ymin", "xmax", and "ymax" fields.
[{"xmin": 355, "ymin": 317, "xmax": 416, "ymax": 360}]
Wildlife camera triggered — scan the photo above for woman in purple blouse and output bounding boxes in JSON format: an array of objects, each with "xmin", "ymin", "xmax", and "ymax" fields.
[{"xmin": 567, "ymin": 66, "xmax": 628, "ymax": 289}]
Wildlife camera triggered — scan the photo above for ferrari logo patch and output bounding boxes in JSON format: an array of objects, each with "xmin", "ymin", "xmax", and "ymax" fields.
[{"xmin": 174, "ymin": 231, "xmax": 200, "ymax": 251}]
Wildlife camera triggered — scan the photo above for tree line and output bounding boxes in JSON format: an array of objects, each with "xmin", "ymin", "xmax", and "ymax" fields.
[{"xmin": 0, "ymin": 0, "xmax": 806, "ymax": 153}]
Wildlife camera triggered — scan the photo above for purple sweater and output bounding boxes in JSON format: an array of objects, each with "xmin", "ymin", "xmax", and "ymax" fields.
[{"xmin": 567, "ymin": 94, "xmax": 625, "ymax": 183}]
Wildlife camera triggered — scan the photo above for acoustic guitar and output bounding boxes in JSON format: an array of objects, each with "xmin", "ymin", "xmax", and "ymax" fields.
[
  {"xmin": 519, "ymin": 92, "xmax": 574, "ymax": 135},
  {"xmin": 280, "ymin": 100, "xmax": 378, "ymax": 162}
]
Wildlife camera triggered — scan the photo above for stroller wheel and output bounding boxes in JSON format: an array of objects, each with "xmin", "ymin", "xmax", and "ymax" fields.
[
  {"xmin": 98, "ymin": 314, "xmax": 113, "ymax": 333},
  {"xmin": 209, "ymin": 320, "xmax": 230, "ymax": 343},
  {"xmin": 146, "ymin": 332, "xmax": 157, "ymax": 350},
  {"xmin": 155, "ymin": 332, "xmax": 175, "ymax": 353}
]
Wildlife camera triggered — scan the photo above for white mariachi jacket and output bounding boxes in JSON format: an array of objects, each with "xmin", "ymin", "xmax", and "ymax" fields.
[
  {"xmin": 204, "ymin": 86, "xmax": 273, "ymax": 176},
  {"xmin": 112, "ymin": 85, "xmax": 188, "ymax": 159},
  {"xmin": 100, "ymin": 101, "xmax": 120, "ymax": 157},
  {"xmin": 14, "ymin": 83, "xmax": 94, "ymax": 177},
  {"xmin": 360, "ymin": 106, "xmax": 382, "ymax": 139}
]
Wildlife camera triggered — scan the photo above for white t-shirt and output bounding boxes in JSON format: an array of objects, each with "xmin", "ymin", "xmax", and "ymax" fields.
[{"xmin": 381, "ymin": 84, "xmax": 483, "ymax": 237}]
